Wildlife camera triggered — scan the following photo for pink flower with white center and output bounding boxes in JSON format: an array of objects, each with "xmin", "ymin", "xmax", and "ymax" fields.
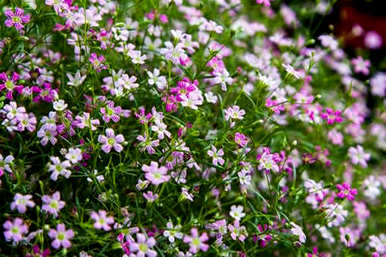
[
  {"xmin": 207, "ymin": 145, "xmax": 224, "ymax": 166},
  {"xmin": 91, "ymin": 210, "xmax": 115, "ymax": 231},
  {"xmin": 74, "ymin": 112, "xmax": 100, "ymax": 131},
  {"xmin": 212, "ymin": 70, "xmax": 233, "ymax": 91},
  {"xmin": 224, "ymin": 105, "xmax": 245, "ymax": 121},
  {"xmin": 290, "ymin": 222, "xmax": 306, "ymax": 244},
  {"xmin": 339, "ymin": 227, "xmax": 360, "ymax": 248},
  {"xmin": 0, "ymin": 72, "xmax": 23, "ymax": 100},
  {"xmin": 320, "ymin": 108, "xmax": 343, "ymax": 125},
  {"xmin": 4, "ymin": 8, "xmax": 30, "ymax": 31},
  {"xmin": 137, "ymin": 134, "xmax": 159, "ymax": 154},
  {"xmin": 256, "ymin": 0, "xmax": 271, "ymax": 7},
  {"xmin": 48, "ymin": 224, "xmax": 74, "ymax": 249},
  {"xmin": 41, "ymin": 191, "xmax": 65, "ymax": 217},
  {"xmin": 348, "ymin": 145, "xmax": 370, "ymax": 168},
  {"xmin": 129, "ymin": 50, "xmax": 147, "ymax": 64},
  {"xmin": 48, "ymin": 156, "xmax": 71, "ymax": 181},
  {"xmin": 11, "ymin": 193, "xmax": 35, "ymax": 213},
  {"xmin": 129, "ymin": 233, "xmax": 157, "ymax": 257},
  {"xmin": 142, "ymin": 161, "xmax": 170, "ymax": 186},
  {"xmin": 3, "ymin": 218, "xmax": 28, "ymax": 243},
  {"xmin": 235, "ymin": 132, "xmax": 249, "ymax": 147},
  {"xmin": 89, "ymin": 53, "xmax": 107, "ymax": 72},
  {"xmin": 98, "ymin": 128, "xmax": 125, "ymax": 153},
  {"xmin": 183, "ymin": 228, "xmax": 209, "ymax": 254},
  {"xmin": 228, "ymin": 220, "xmax": 248, "ymax": 241},
  {"xmin": 143, "ymin": 191, "xmax": 159, "ymax": 202},
  {"xmin": 352, "ymin": 56, "xmax": 370, "ymax": 75},
  {"xmin": 369, "ymin": 234, "xmax": 386, "ymax": 254},
  {"xmin": 336, "ymin": 182, "xmax": 357, "ymax": 201},
  {"xmin": 325, "ymin": 203, "xmax": 348, "ymax": 227},
  {"xmin": 370, "ymin": 72, "xmax": 386, "ymax": 97},
  {"xmin": 258, "ymin": 152, "xmax": 280, "ymax": 173},
  {"xmin": 353, "ymin": 201, "xmax": 370, "ymax": 220}
]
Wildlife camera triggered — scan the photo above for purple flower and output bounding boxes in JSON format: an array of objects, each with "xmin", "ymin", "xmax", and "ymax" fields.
[
  {"xmin": 41, "ymin": 191, "xmax": 65, "ymax": 217},
  {"xmin": 10, "ymin": 193, "xmax": 35, "ymax": 213},
  {"xmin": 235, "ymin": 132, "xmax": 249, "ymax": 147},
  {"xmin": 207, "ymin": 145, "xmax": 224, "ymax": 166},
  {"xmin": 336, "ymin": 182, "xmax": 357, "ymax": 201},
  {"xmin": 352, "ymin": 56, "xmax": 370, "ymax": 75},
  {"xmin": 129, "ymin": 233, "xmax": 157, "ymax": 257},
  {"xmin": 183, "ymin": 228, "xmax": 209, "ymax": 254},
  {"xmin": 143, "ymin": 191, "xmax": 159, "ymax": 202},
  {"xmin": 48, "ymin": 224, "xmax": 74, "ymax": 249},
  {"xmin": 89, "ymin": 53, "xmax": 107, "ymax": 72},
  {"xmin": 228, "ymin": 220, "xmax": 248, "ymax": 241},
  {"xmin": 91, "ymin": 210, "xmax": 115, "ymax": 231},
  {"xmin": 0, "ymin": 72, "xmax": 23, "ymax": 100},
  {"xmin": 100, "ymin": 101, "xmax": 125, "ymax": 123},
  {"xmin": 3, "ymin": 218, "xmax": 28, "ymax": 243},
  {"xmin": 4, "ymin": 8, "xmax": 30, "ymax": 31},
  {"xmin": 142, "ymin": 161, "xmax": 170, "ymax": 186},
  {"xmin": 98, "ymin": 128, "xmax": 125, "ymax": 153}
]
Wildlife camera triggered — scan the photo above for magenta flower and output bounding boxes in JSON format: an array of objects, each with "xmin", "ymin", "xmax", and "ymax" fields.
[
  {"xmin": 142, "ymin": 161, "xmax": 170, "ymax": 186},
  {"xmin": 320, "ymin": 108, "xmax": 343, "ymax": 125},
  {"xmin": 129, "ymin": 233, "xmax": 157, "ymax": 257},
  {"xmin": 89, "ymin": 53, "xmax": 107, "ymax": 72},
  {"xmin": 48, "ymin": 224, "xmax": 74, "ymax": 249},
  {"xmin": 183, "ymin": 228, "xmax": 209, "ymax": 254},
  {"xmin": 4, "ymin": 8, "xmax": 30, "ymax": 31},
  {"xmin": 336, "ymin": 182, "xmax": 357, "ymax": 201},
  {"xmin": 0, "ymin": 72, "xmax": 23, "ymax": 100},
  {"xmin": 26, "ymin": 245, "xmax": 50, "ymax": 257},
  {"xmin": 348, "ymin": 145, "xmax": 370, "ymax": 168},
  {"xmin": 235, "ymin": 132, "xmax": 249, "ymax": 147},
  {"xmin": 41, "ymin": 191, "xmax": 65, "ymax": 217},
  {"xmin": 256, "ymin": 0, "xmax": 271, "ymax": 7},
  {"xmin": 91, "ymin": 210, "xmax": 115, "ymax": 231},
  {"xmin": 10, "ymin": 193, "xmax": 35, "ymax": 213},
  {"xmin": 98, "ymin": 128, "xmax": 125, "ymax": 153},
  {"xmin": 3, "ymin": 218, "xmax": 28, "ymax": 243}
]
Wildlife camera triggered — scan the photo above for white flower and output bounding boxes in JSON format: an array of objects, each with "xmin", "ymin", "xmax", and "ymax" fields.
[
  {"xmin": 65, "ymin": 148, "xmax": 82, "ymax": 164},
  {"xmin": 229, "ymin": 205, "xmax": 245, "ymax": 221},
  {"xmin": 290, "ymin": 222, "xmax": 306, "ymax": 243},
  {"xmin": 67, "ymin": 71, "xmax": 86, "ymax": 87},
  {"xmin": 53, "ymin": 100, "xmax": 68, "ymax": 111},
  {"xmin": 204, "ymin": 91, "xmax": 218, "ymax": 104},
  {"xmin": 147, "ymin": 69, "xmax": 167, "ymax": 90}
]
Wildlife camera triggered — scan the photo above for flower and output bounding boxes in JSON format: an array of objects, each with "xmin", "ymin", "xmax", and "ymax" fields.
[
  {"xmin": 348, "ymin": 145, "xmax": 370, "ymax": 168},
  {"xmin": 142, "ymin": 161, "xmax": 170, "ymax": 186},
  {"xmin": 65, "ymin": 148, "xmax": 83, "ymax": 164},
  {"xmin": 290, "ymin": 222, "xmax": 306, "ymax": 244},
  {"xmin": 147, "ymin": 68, "xmax": 167, "ymax": 90},
  {"xmin": 4, "ymin": 8, "xmax": 30, "ymax": 31},
  {"xmin": 98, "ymin": 128, "xmax": 125, "ymax": 153},
  {"xmin": 183, "ymin": 228, "xmax": 209, "ymax": 254},
  {"xmin": 364, "ymin": 31, "xmax": 382, "ymax": 49},
  {"xmin": 48, "ymin": 224, "xmax": 74, "ymax": 249},
  {"xmin": 228, "ymin": 220, "xmax": 248, "ymax": 241},
  {"xmin": 3, "ymin": 218, "xmax": 28, "ymax": 243},
  {"xmin": 129, "ymin": 233, "xmax": 157, "ymax": 257},
  {"xmin": 47, "ymin": 156, "xmax": 72, "ymax": 181},
  {"xmin": 363, "ymin": 175, "xmax": 381, "ymax": 200},
  {"xmin": 229, "ymin": 205, "xmax": 245, "ymax": 221},
  {"xmin": 352, "ymin": 56, "xmax": 370, "ymax": 75},
  {"xmin": 67, "ymin": 71, "xmax": 86, "ymax": 87},
  {"xmin": 207, "ymin": 145, "xmax": 225, "ymax": 166},
  {"xmin": 53, "ymin": 99, "xmax": 68, "ymax": 111},
  {"xmin": 163, "ymin": 221, "xmax": 183, "ymax": 243},
  {"xmin": 10, "ymin": 193, "xmax": 35, "ymax": 213},
  {"xmin": 235, "ymin": 132, "xmax": 249, "ymax": 147},
  {"xmin": 41, "ymin": 191, "xmax": 65, "ymax": 217},
  {"xmin": 89, "ymin": 53, "xmax": 107, "ymax": 72},
  {"xmin": 369, "ymin": 234, "xmax": 386, "ymax": 254},
  {"xmin": 336, "ymin": 182, "xmax": 357, "ymax": 201},
  {"xmin": 91, "ymin": 210, "xmax": 115, "ymax": 231},
  {"xmin": 143, "ymin": 191, "xmax": 159, "ymax": 202},
  {"xmin": 256, "ymin": 0, "xmax": 271, "ymax": 7}
]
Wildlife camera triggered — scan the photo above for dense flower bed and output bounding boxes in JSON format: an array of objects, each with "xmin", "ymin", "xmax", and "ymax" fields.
[{"xmin": 0, "ymin": 0, "xmax": 385, "ymax": 256}]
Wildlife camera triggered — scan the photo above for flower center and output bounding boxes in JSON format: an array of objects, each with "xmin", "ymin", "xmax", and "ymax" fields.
[
  {"xmin": 57, "ymin": 232, "xmax": 65, "ymax": 241},
  {"xmin": 139, "ymin": 243, "xmax": 148, "ymax": 252},
  {"xmin": 192, "ymin": 237, "xmax": 201, "ymax": 247}
]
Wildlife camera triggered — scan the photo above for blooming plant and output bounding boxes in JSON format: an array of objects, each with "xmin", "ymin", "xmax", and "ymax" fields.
[{"xmin": 0, "ymin": 0, "xmax": 385, "ymax": 256}]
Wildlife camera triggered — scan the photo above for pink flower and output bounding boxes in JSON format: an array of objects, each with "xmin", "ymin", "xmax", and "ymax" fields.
[
  {"xmin": 336, "ymin": 182, "xmax": 357, "ymax": 201},
  {"xmin": 143, "ymin": 191, "xmax": 159, "ymax": 202},
  {"xmin": 0, "ymin": 72, "xmax": 23, "ymax": 100},
  {"xmin": 4, "ymin": 8, "xmax": 30, "ymax": 31},
  {"xmin": 348, "ymin": 145, "xmax": 370, "ymax": 168},
  {"xmin": 98, "ymin": 128, "xmax": 125, "ymax": 153},
  {"xmin": 235, "ymin": 132, "xmax": 249, "ymax": 147},
  {"xmin": 328, "ymin": 129, "xmax": 343, "ymax": 145},
  {"xmin": 320, "ymin": 108, "xmax": 343, "ymax": 125},
  {"xmin": 48, "ymin": 224, "xmax": 74, "ymax": 249},
  {"xmin": 129, "ymin": 233, "xmax": 157, "ymax": 257},
  {"xmin": 3, "ymin": 218, "xmax": 28, "ymax": 243},
  {"xmin": 10, "ymin": 193, "xmax": 35, "ymax": 213},
  {"xmin": 183, "ymin": 228, "xmax": 209, "ymax": 254},
  {"xmin": 142, "ymin": 161, "xmax": 170, "ymax": 186},
  {"xmin": 91, "ymin": 210, "xmax": 115, "ymax": 231},
  {"xmin": 207, "ymin": 145, "xmax": 224, "ymax": 166},
  {"xmin": 228, "ymin": 220, "xmax": 248, "ymax": 241},
  {"xmin": 365, "ymin": 31, "xmax": 382, "ymax": 49},
  {"xmin": 256, "ymin": 0, "xmax": 271, "ymax": 7},
  {"xmin": 89, "ymin": 53, "xmax": 107, "ymax": 72},
  {"xmin": 353, "ymin": 201, "xmax": 370, "ymax": 220},
  {"xmin": 352, "ymin": 56, "xmax": 370, "ymax": 75},
  {"xmin": 41, "ymin": 191, "xmax": 65, "ymax": 217}
]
